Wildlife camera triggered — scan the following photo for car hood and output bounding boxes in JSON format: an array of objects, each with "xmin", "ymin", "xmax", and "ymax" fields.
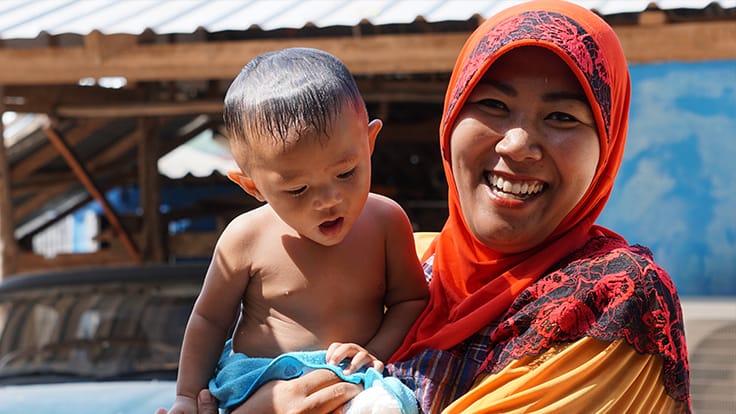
[{"xmin": 0, "ymin": 380, "xmax": 175, "ymax": 413}]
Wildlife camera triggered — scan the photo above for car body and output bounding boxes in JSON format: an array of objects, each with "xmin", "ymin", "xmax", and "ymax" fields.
[{"xmin": 0, "ymin": 263, "xmax": 208, "ymax": 413}]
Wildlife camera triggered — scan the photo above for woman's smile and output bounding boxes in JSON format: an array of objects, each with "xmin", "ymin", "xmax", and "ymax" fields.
[{"xmin": 485, "ymin": 173, "xmax": 545, "ymax": 201}]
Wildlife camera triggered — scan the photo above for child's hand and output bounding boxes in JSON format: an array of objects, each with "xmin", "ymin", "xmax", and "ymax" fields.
[
  {"xmin": 326, "ymin": 342, "xmax": 384, "ymax": 375},
  {"xmin": 155, "ymin": 395, "xmax": 198, "ymax": 414}
]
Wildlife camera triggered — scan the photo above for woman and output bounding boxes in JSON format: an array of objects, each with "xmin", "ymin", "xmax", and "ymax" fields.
[
  {"xmin": 386, "ymin": 1, "xmax": 690, "ymax": 412},
  {"xmin": 187, "ymin": 1, "xmax": 691, "ymax": 412}
]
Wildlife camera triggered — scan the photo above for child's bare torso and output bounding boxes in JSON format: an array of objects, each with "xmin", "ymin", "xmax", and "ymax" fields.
[{"xmin": 230, "ymin": 208, "xmax": 388, "ymax": 358}]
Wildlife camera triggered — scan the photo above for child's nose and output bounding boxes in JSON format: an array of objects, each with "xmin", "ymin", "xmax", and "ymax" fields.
[{"xmin": 314, "ymin": 185, "xmax": 342, "ymax": 209}]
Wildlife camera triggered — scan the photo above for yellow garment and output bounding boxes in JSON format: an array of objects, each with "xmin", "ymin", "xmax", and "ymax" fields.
[
  {"xmin": 443, "ymin": 337, "xmax": 687, "ymax": 414},
  {"xmin": 413, "ymin": 232, "xmax": 439, "ymax": 259}
]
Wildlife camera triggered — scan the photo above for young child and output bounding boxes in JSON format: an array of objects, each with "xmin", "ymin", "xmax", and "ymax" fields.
[{"xmin": 163, "ymin": 48, "xmax": 429, "ymax": 414}]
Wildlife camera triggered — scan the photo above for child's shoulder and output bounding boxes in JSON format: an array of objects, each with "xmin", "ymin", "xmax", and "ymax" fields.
[
  {"xmin": 219, "ymin": 204, "xmax": 278, "ymax": 242},
  {"xmin": 361, "ymin": 193, "xmax": 413, "ymax": 232},
  {"xmin": 365, "ymin": 192, "xmax": 406, "ymax": 216}
]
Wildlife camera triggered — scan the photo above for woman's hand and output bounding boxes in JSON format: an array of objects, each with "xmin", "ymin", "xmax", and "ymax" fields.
[{"xmin": 196, "ymin": 369, "xmax": 362, "ymax": 414}]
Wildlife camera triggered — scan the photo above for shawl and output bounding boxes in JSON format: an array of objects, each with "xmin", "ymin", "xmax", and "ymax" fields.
[{"xmin": 391, "ymin": 1, "xmax": 631, "ymax": 362}]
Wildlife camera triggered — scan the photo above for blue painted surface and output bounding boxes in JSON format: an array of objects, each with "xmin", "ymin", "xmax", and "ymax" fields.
[{"xmin": 598, "ymin": 60, "xmax": 736, "ymax": 296}]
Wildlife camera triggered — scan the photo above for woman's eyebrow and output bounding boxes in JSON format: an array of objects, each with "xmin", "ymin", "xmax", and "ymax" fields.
[
  {"xmin": 481, "ymin": 78, "xmax": 587, "ymax": 103},
  {"xmin": 484, "ymin": 79, "xmax": 516, "ymax": 96},
  {"xmin": 543, "ymin": 91, "xmax": 588, "ymax": 104}
]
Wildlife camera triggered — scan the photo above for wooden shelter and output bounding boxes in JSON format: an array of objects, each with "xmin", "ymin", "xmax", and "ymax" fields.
[{"xmin": 1, "ymin": 0, "xmax": 735, "ymax": 276}]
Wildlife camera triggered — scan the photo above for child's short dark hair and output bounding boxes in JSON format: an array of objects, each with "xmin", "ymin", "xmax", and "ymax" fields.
[{"xmin": 224, "ymin": 47, "xmax": 366, "ymax": 150}]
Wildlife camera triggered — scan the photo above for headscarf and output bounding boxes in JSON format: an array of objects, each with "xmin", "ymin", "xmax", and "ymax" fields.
[{"xmin": 392, "ymin": 0, "xmax": 631, "ymax": 361}]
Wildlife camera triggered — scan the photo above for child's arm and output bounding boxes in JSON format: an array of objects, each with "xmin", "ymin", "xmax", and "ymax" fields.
[
  {"xmin": 163, "ymin": 219, "xmax": 252, "ymax": 414},
  {"xmin": 363, "ymin": 195, "xmax": 430, "ymax": 363}
]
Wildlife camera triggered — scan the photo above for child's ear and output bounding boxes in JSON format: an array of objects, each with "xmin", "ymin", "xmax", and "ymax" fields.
[
  {"xmin": 367, "ymin": 119, "xmax": 383, "ymax": 154},
  {"xmin": 227, "ymin": 171, "xmax": 265, "ymax": 202}
]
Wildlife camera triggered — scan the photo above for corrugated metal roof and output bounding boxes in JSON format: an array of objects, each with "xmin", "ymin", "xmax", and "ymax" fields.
[{"xmin": 1, "ymin": 0, "xmax": 735, "ymax": 40}]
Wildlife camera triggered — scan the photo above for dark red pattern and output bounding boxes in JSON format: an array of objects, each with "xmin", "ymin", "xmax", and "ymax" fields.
[
  {"xmin": 480, "ymin": 236, "xmax": 691, "ymax": 405},
  {"xmin": 447, "ymin": 10, "xmax": 612, "ymax": 141}
]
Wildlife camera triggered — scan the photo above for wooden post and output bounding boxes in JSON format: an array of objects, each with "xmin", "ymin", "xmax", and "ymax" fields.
[
  {"xmin": 0, "ymin": 88, "xmax": 18, "ymax": 278},
  {"xmin": 137, "ymin": 117, "xmax": 165, "ymax": 263},
  {"xmin": 43, "ymin": 126, "xmax": 141, "ymax": 263}
]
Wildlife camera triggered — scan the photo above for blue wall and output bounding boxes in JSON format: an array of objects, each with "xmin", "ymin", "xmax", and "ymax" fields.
[{"xmin": 598, "ymin": 60, "xmax": 736, "ymax": 296}]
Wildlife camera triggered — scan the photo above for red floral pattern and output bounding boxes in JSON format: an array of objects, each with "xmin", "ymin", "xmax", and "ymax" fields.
[{"xmin": 480, "ymin": 236, "xmax": 690, "ymax": 404}]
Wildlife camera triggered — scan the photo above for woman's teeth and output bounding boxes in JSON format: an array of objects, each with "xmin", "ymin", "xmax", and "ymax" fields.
[{"xmin": 488, "ymin": 174, "xmax": 544, "ymax": 198}]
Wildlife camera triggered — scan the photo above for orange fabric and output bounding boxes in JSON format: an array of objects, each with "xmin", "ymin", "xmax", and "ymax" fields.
[
  {"xmin": 391, "ymin": 0, "xmax": 632, "ymax": 361},
  {"xmin": 442, "ymin": 338, "xmax": 687, "ymax": 414}
]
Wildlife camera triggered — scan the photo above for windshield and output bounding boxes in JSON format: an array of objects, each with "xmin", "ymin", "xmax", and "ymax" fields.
[{"xmin": 0, "ymin": 279, "xmax": 198, "ymax": 383}]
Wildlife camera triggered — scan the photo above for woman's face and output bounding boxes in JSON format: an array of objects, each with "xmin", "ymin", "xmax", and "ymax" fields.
[{"xmin": 449, "ymin": 47, "xmax": 600, "ymax": 253}]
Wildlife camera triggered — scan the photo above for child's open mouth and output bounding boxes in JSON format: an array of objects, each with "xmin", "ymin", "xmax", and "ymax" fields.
[{"xmin": 319, "ymin": 217, "xmax": 344, "ymax": 235}]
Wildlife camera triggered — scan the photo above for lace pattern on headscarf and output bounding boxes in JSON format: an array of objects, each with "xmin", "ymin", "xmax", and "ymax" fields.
[{"xmin": 446, "ymin": 10, "xmax": 612, "ymax": 141}]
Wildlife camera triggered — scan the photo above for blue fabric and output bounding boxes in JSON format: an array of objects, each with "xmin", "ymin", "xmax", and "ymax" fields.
[{"xmin": 209, "ymin": 340, "xmax": 417, "ymax": 414}]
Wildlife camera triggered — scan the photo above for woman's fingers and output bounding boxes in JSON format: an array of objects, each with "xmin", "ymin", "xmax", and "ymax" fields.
[{"xmin": 231, "ymin": 369, "xmax": 361, "ymax": 414}]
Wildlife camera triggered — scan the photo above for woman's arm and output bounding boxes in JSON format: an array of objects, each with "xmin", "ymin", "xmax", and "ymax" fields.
[
  {"xmin": 193, "ymin": 370, "xmax": 362, "ymax": 414},
  {"xmin": 443, "ymin": 337, "xmax": 688, "ymax": 414}
]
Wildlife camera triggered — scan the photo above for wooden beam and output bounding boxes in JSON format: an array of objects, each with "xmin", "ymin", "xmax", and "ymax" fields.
[
  {"xmin": 3, "ymin": 84, "xmax": 144, "ymax": 114},
  {"xmin": 57, "ymin": 100, "xmax": 224, "ymax": 118},
  {"xmin": 616, "ymin": 20, "xmax": 736, "ymax": 63},
  {"xmin": 0, "ymin": 91, "xmax": 19, "ymax": 278},
  {"xmin": 42, "ymin": 126, "xmax": 141, "ymax": 263},
  {"xmin": 0, "ymin": 32, "xmax": 467, "ymax": 85},
  {"xmin": 137, "ymin": 117, "xmax": 165, "ymax": 263},
  {"xmin": 10, "ymin": 119, "xmax": 108, "ymax": 181},
  {"xmin": 0, "ymin": 21, "xmax": 735, "ymax": 86}
]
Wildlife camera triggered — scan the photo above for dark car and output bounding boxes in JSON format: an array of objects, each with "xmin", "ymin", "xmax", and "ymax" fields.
[{"xmin": 0, "ymin": 263, "xmax": 207, "ymax": 413}]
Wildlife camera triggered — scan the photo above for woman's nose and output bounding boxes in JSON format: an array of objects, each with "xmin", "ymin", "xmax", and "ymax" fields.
[{"xmin": 495, "ymin": 127, "xmax": 542, "ymax": 162}]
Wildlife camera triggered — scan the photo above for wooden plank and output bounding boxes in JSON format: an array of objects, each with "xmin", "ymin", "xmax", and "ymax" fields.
[
  {"xmin": 169, "ymin": 231, "xmax": 218, "ymax": 258},
  {"xmin": 616, "ymin": 20, "xmax": 736, "ymax": 63},
  {"xmin": 15, "ymin": 250, "xmax": 132, "ymax": 275},
  {"xmin": 137, "ymin": 117, "xmax": 165, "ymax": 263},
  {"xmin": 57, "ymin": 100, "xmax": 224, "ymax": 118},
  {"xmin": 42, "ymin": 126, "xmax": 141, "ymax": 263},
  {"xmin": 0, "ymin": 91, "xmax": 19, "ymax": 278},
  {"xmin": 0, "ymin": 21, "xmax": 735, "ymax": 86},
  {"xmin": 0, "ymin": 32, "xmax": 467, "ymax": 85},
  {"xmin": 10, "ymin": 119, "xmax": 108, "ymax": 181}
]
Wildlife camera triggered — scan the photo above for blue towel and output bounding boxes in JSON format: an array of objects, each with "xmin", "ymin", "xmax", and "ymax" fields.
[{"xmin": 209, "ymin": 340, "xmax": 417, "ymax": 414}]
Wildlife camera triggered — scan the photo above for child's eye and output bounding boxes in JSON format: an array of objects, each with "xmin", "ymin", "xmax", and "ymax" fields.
[
  {"xmin": 337, "ymin": 168, "xmax": 356, "ymax": 179},
  {"xmin": 287, "ymin": 185, "xmax": 307, "ymax": 196}
]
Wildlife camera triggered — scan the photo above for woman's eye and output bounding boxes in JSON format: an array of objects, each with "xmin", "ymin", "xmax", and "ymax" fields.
[
  {"xmin": 546, "ymin": 111, "xmax": 579, "ymax": 124},
  {"xmin": 337, "ymin": 168, "xmax": 356, "ymax": 179},
  {"xmin": 287, "ymin": 186, "xmax": 307, "ymax": 196},
  {"xmin": 476, "ymin": 98, "xmax": 507, "ymax": 111}
]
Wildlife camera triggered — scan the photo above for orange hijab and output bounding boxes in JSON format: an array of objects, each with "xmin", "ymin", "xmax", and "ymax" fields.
[{"xmin": 392, "ymin": 0, "xmax": 631, "ymax": 362}]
